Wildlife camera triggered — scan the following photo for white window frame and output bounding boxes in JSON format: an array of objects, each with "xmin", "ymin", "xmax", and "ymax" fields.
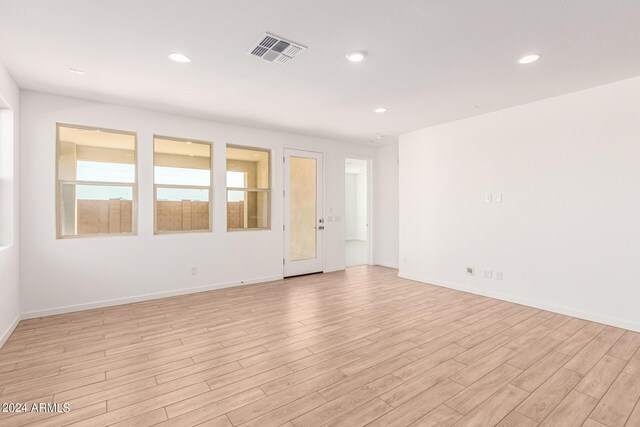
[
  {"xmin": 153, "ymin": 135, "xmax": 214, "ymax": 235},
  {"xmin": 226, "ymin": 144, "xmax": 271, "ymax": 231},
  {"xmin": 55, "ymin": 123, "xmax": 138, "ymax": 239}
]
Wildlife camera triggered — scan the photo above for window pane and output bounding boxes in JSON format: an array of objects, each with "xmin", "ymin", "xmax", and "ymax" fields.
[
  {"xmin": 156, "ymin": 187, "xmax": 209, "ymax": 202},
  {"xmin": 226, "ymin": 147, "xmax": 269, "ymax": 189},
  {"xmin": 226, "ymin": 171, "xmax": 246, "ymax": 188},
  {"xmin": 60, "ymin": 183, "xmax": 133, "ymax": 236},
  {"xmin": 58, "ymin": 125, "xmax": 135, "ymax": 183},
  {"xmin": 77, "ymin": 184, "xmax": 133, "ymax": 200},
  {"xmin": 77, "ymin": 161, "xmax": 135, "ymax": 183},
  {"xmin": 57, "ymin": 124, "xmax": 137, "ymax": 238},
  {"xmin": 226, "ymin": 146, "xmax": 270, "ymax": 231},
  {"xmin": 156, "ymin": 188, "xmax": 210, "ymax": 232},
  {"xmin": 154, "ymin": 137, "xmax": 211, "ymax": 183},
  {"xmin": 227, "ymin": 190, "xmax": 268, "ymax": 229},
  {"xmin": 154, "ymin": 137, "xmax": 212, "ymax": 233},
  {"xmin": 290, "ymin": 156, "xmax": 317, "ymax": 261},
  {"xmin": 155, "ymin": 166, "xmax": 210, "ymax": 186}
]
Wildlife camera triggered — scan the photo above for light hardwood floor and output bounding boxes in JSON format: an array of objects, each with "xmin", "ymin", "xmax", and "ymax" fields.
[{"xmin": 1, "ymin": 266, "xmax": 640, "ymax": 426}]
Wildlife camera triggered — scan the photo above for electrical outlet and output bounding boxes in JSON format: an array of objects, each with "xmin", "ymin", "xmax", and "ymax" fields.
[
  {"xmin": 496, "ymin": 272, "xmax": 503, "ymax": 280},
  {"xmin": 190, "ymin": 266, "xmax": 198, "ymax": 276},
  {"xmin": 466, "ymin": 267, "xmax": 474, "ymax": 275},
  {"xmin": 484, "ymin": 270, "xmax": 493, "ymax": 279}
]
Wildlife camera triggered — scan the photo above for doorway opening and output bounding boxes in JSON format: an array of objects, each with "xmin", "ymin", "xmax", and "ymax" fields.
[{"xmin": 345, "ymin": 158, "xmax": 370, "ymax": 266}]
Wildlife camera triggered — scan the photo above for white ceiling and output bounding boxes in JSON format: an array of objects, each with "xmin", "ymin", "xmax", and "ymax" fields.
[{"xmin": 2, "ymin": 1, "xmax": 640, "ymax": 146}]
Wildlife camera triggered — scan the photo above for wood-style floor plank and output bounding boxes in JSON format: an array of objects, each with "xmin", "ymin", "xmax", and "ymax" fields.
[{"xmin": 1, "ymin": 266, "xmax": 639, "ymax": 426}]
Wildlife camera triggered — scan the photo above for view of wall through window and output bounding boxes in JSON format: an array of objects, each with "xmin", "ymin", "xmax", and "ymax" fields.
[
  {"xmin": 154, "ymin": 136, "xmax": 212, "ymax": 233},
  {"xmin": 56, "ymin": 124, "xmax": 137, "ymax": 238},
  {"xmin": 226, "ymin": 146, "xmax": 270, "ymax": 230}
]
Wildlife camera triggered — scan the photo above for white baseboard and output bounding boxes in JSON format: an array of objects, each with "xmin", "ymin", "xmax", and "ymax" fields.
[
  {"xmin": 399, "ymin": 272, "xmax": 640, "ymax": 333},
  {"xmin": 21, "ymin": 274, "xmax": 283, "ymax": 320},
  {"xmin": 374, "ymin": 262, "xmax": 399, "ymax": 269},
  {"xmin": 0, "ymin": 314, "xmax": 20, "ymax": 349},
  {"xmin": 323, "ymin": 266, "xmax": 346, "ymax": 273}
]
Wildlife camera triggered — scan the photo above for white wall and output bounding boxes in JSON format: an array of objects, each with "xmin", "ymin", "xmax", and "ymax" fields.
[
  {"xmin": 345, "ymin": 173, "xmax": 356, "ymax": 240},
  {"xmin": 345, "ymin": 170, "xmax": 368, "ymax": 242},
  {"xmin": 19, "ymin": 91, "xmax": 375, "ymax": 318},
  {"xmin": 373, "ymin": 143, "xmax": 399, "ymax": 268},
  {"xmin": 399, "ymin": 76, "xmax": 640, "ymax": 332},
  {"xmin": 0, "ymin": 61, "xmax": 20, "ymax": 347},
  {"xmin": 355, "ymin": 171, "xmax": 368, "ymax": 241}
]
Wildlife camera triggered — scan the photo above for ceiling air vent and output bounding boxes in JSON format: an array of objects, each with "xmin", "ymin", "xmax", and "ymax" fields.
[{"xmin": 249, "ymin": 33, "xmax": 306, "ymax": 64}]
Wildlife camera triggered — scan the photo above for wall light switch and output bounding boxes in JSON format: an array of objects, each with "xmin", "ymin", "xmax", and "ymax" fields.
[
  {"xmin": 485, "ymin": 194, "xmax": 492, "ymax": 203},
  {"xmin": 484, "ymin": 270, "xmax": 493, "ymax": 279},
  {"xmin": 496, "ymin": 272, "xmax": 503, "ymax": 280},
  {"xmin": 495, "ymin": 193, "xmax": 503, "ymax": 203}
]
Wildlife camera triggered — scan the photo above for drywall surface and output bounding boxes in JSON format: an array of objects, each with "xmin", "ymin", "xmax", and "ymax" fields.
[
  {"xmin": 345, "ymin": 170, "xmax": 368, "ymax": 242},
  {"xmin": 0, "ymin": 60, "xmax": 20, "ymax": 347},
  {"xmin": 345, "ymin": 173, "xmax": 357, "ymax": 240},
  {"xmin": 19, "ymin": 91, "xmax": 375, "ymax": 317},
  {"xmin": 373, "ymin": 143, "xmax": 399, "ymax": 268},
  {"xmin": 399, "ymin": 76, "xmax": 640, "ymax": 331},
  {"xmin": 355, "ymin": 171, "xmax": 368, "ymax": 241}
]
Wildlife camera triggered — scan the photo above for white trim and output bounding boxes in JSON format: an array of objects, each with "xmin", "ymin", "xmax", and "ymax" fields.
[
  {"xmin": 21, "ymin": 274, "xmax": 283, "ymax": 320},
  {"xmin": 323, "ymin": 265, "xmax": 345, "ymax": 273},
  {"xmin": 0, "ymin": 314, "xmax": 20, "ymax": 349},
  {"xmin": 399, "ymin": 272, "xmax": 640, "ymax": 333}
]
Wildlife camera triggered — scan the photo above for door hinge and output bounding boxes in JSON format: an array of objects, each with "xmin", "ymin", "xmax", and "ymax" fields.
[
  {"xmin": 283, "ymin": 190, "xmax": 285, "ymax": 197},
  {"xmin": 283, "ymin": 156, "xmax": 285, "ymax": 163},
  {"xmin": 283, "ymin": 224, "xmax": 285, "ymax": 231},
  {"xmin": 283, "ymin": 258, "xmax": 285, "ymax": 265}
]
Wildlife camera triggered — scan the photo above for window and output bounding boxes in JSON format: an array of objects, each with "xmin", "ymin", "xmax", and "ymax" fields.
[
  {"xmin": 56, "ymin": 124, "xmax": 136, "ymax": 238},
  {"xmin": 226, "ymin": 145, "xmax": 270, "ymax": 230},
  {"xmin": 154, "ymin": 136, "xmax": 212, "ymax": 233}
]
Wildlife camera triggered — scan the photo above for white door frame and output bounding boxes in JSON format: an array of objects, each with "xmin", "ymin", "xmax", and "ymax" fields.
[
  {"xmin": 344, "ymin": 154, "xmax": 374, "ymax": 265},
  {"xmin": 283, "ymin": 148, "xmax": 324, "ymax": 277}
]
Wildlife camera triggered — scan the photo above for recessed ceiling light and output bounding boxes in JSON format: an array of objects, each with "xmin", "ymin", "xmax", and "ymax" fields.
[
  {"xmin": 374, "ymin": 107, "xmax": 387, "ymax": 113},
  {"xmin": 346, "ymin": 51, "xmax": 366, "ymax": 62},
  {"xmin": 518, "ymin": 54, "xmax": 540, "ymax": 64},
  {"xmin": 185, "ymin": 141, "xmax": 192, "ymax": 144},
  {"xmin": 188, "ymin": 154, "xmax": 195, "ymax": 157},
  {"xmin": 69, "ymin": 68, "xmax": 85, "ymax": 75},
  {"xmin": 169, "ymin": 53, "xmax": 191, "ymax": 63}
]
